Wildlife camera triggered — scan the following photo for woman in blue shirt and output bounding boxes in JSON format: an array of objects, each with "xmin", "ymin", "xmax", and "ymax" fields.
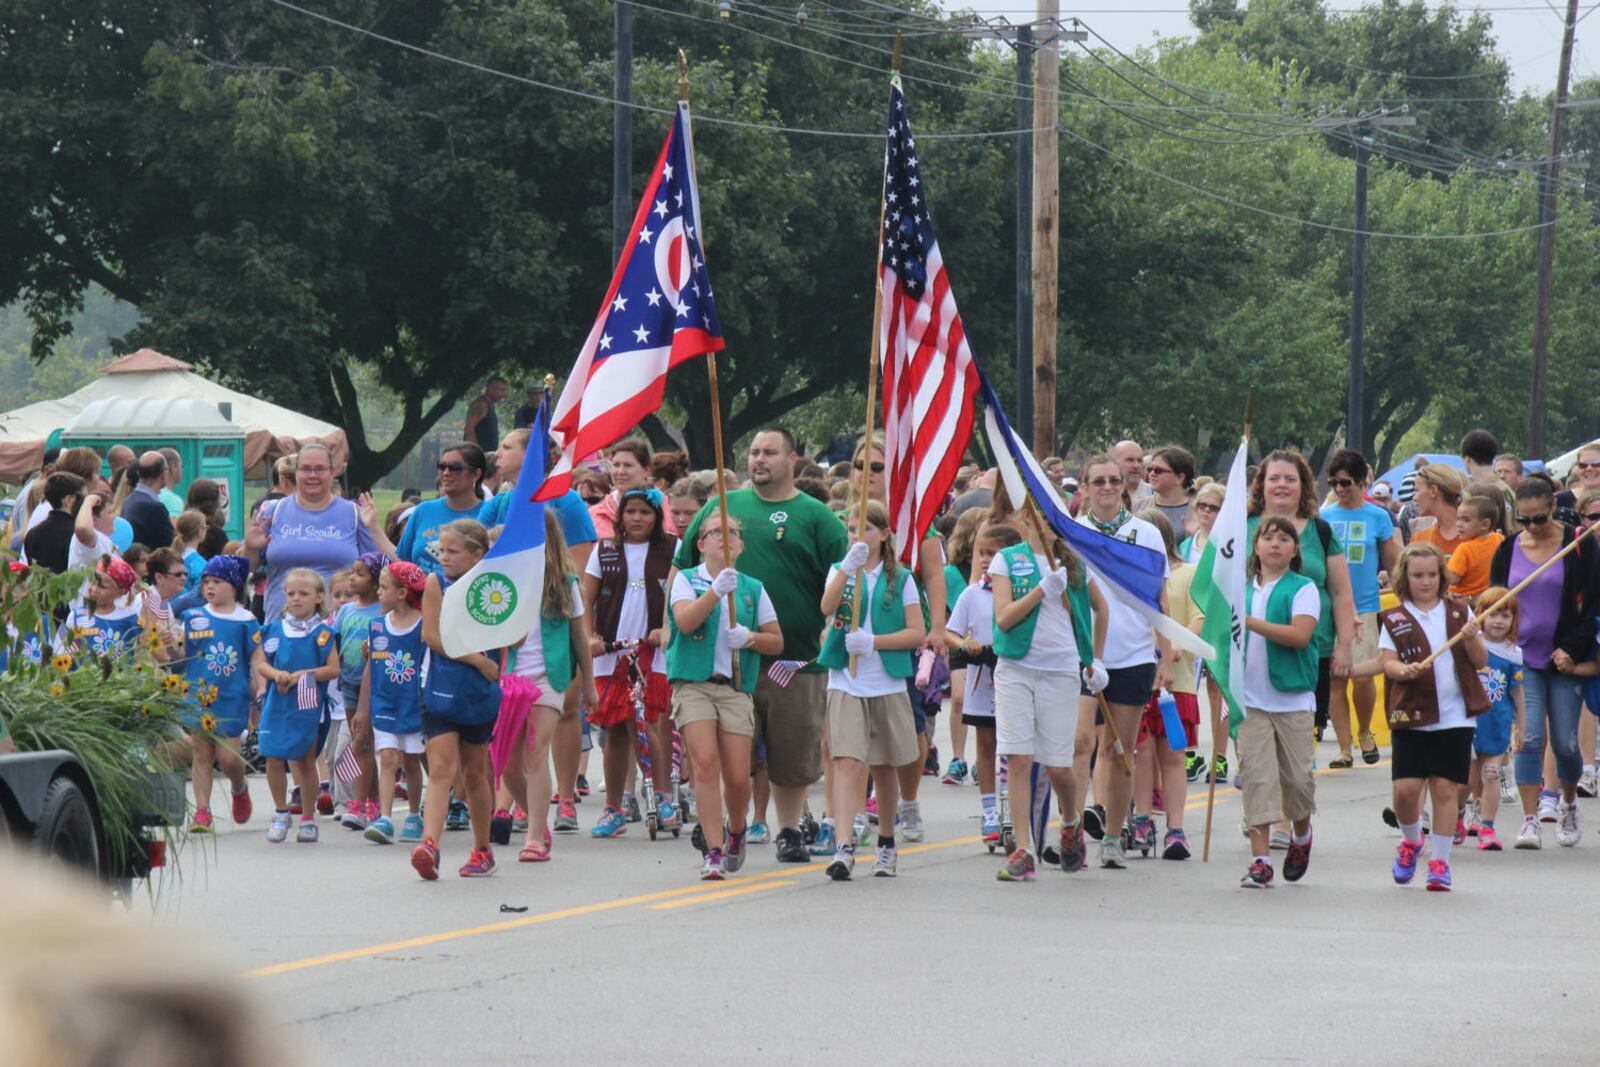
[{"xmin": 396, "ymin": 443, "xmax": 489, "ymax": 578}]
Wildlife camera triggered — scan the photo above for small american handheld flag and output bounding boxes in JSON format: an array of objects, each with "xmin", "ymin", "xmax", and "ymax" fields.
[
  {"xmin": 334, "ymin": 743, "xmax": 362, "ymax": 785},
  {"xmin": 296, "ymin": 671, "xmax": 321, "ymax": 712},
  {"xmin": 878, "ymin": 80, "xmax": 979, "ymax": 564},
  {"xmin": 766, "ymin": 659, "xmax": 810, "ymax": 688}
]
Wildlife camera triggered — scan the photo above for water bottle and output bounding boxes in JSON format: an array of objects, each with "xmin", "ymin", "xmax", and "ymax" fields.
[{"xmin": 1157, "ymin": 687, "xmax": 1186, "ymax": 746}]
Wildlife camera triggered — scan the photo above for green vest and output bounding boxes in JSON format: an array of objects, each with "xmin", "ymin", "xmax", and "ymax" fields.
[
  {"xmin": 665, "ymin": 569, "xmax": 765, "ymax": 693},
  {"xmin": 539, "ymin": 575, "xmax": 578, "ymax": 692},
  {"xmin": 816, "ymin": 566, "xmax": 915, "ymax": 677},
  {"xmin": 990, "ymin": 543, "xmax": 1095, "ymax": 665},
  {"xmin": 1246, "ymin": 570, "xmax": 1318, "ymax": 694}
]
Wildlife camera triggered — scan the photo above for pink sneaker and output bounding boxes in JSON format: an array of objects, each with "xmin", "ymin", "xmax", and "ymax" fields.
[
  {"xmin": 865, "ymin": 797, "xmax": 879, "ymax": 818},
  {"xmin": 189, "ymin": 806, "xmax": 215, "ymax": 834},
  {"xmin": 366, "ymin": 798, "xmax": 382, "ymax": 822},
  {"xmin": 230, "ymin": 784, "xmax": 253, "ymax": 825},
  {"xmin": 1477, "ymin": 825, "xmax": 1503, "ymax": 851},
  {"xmin": 411, "ymin": 838, "xmax": 441, "ymax": 881},
  {"xmin": 458, "ymin": 846, "xmax": 497, "ymax": 877}
]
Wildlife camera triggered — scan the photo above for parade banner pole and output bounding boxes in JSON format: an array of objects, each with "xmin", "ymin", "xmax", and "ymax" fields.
[
  {"xmin": 680, "ymin": 51, "xmax": 741, "ymax": 690},
  {"xmin": 1203, "ymin": 391, "xmax": 1250, "ymax": 863},
  {"xmin": 848, "ymin": 35, "xmax": 901, "ymax": 678}
]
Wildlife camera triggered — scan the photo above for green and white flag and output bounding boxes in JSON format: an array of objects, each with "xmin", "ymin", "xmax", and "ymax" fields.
[{"xmin": 1191, "ymin": 435, "xmax": 1250, "ymax": 736}]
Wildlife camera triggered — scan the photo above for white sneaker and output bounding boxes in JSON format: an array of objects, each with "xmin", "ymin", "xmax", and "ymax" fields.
[
  {"xmin": 1538, "ymin": 793, "xmax": 1560, "ymax": 823},
  {"xmin": 1099, "ymin": 836, "xmax": 1127, "ymax": 869},
  {"xmin": 1579, "ymin": 769, "xmax": 1599, "ymax": 799},
  {"xmin": 825, "ymin": 847, "xmax": 855, "ymax": 881},
  {"xmin": 1514, "ymin": 818, "xmax": 1543, "ymax": 850},
  {"xmin": 1269, "ymin": 829, "xmax": 1292, "ymax": 851},
  {"xmin": 1558, "ymin": 802, "xmax": 1582, "ymax": 847},
  {"xmin": 1499, "ymin": 770, "xmax": 1517, "ymax": 805},
  {"xmin": 871, "ymin": 844, "xmax": 898, "ymax": 877},
  {"xmin": 898, "ymin": 800, "xmax": 924, "ymax": 843}
]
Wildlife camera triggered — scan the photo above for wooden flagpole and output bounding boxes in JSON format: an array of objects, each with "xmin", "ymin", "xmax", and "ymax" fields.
[
  {"xmin": 848, "ymin": 36, "xmax": 902, "ymax": 677},
  {"xmin": 1202, "ymin": 390, "xmax": 1251, "ymax": 863},
  {"xmin": 680, "ymin": 51, "xmax": 740, "ymax": 689}
]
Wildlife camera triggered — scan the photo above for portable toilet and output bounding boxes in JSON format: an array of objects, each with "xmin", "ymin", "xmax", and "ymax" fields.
[{"xmin": 60, "ymin": 397, "xmax": 248, "ymax": 539}]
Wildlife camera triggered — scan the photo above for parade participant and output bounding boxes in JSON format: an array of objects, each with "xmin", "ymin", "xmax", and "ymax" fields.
[
  {"xmin": 940, "ymin": 508, "xmax": 986, "ymax": 785},
  {"xmin": 1130, "ymin": 512, "xmax": 1200, "ymax": 861},
  {"xmin": 1379, "ymin": 543, "xmax": 1487, "ymax": 891},
  {"xmin": 943, "ymin": 522, "xmax": 1006, "ymax": 843},
  {"xmin": 1555, "ymin": 441, "xmax": 1600, "ymax": 514},
  {"xmin": 673, "ymin": 427, "xmax": 850, "ymax": 863},
  {"xmin": 582, "ymin": 487, "xmax": 677, "ymax": 838},
  {"xmin": 1319, "ymin": 449, "xmax": 1399, "ymax": 768},
  {"xmin": 1071, "ymin": 454, "xmax": 1169, "ymax": 868},
  {"xmin": 60, "ymin": 559, "xmax": 143, "ymax": 661},
  {"xmin": 179, "ymin": 555, "xmax": 259, "ymax": 835},
  {"xmin": 1179, "ymin": 482, "xmax": 1225, "ymax": 565},
  {"xmin": 243, "ymin": 444, "xmax": 394, "ymax": 624},
  {"xmin": 1446, "ymin": 497, "xmax": 1504, "ymax": 599},
  {"xmin": 1114, "ymin": 440, "xmax": 1153, "ymax": 508},
  {"xmin": 989, "ymin": 484, "xmax": 1109, "ymax": 882},
  {"xmin": 1146, "ymin": 446, "xmax": 1196, "ymax": 532},
  {"xmin": 477, "ymin": 429, "xmax": 598, "ymax": 562},
  {"xmin": 1238, "ymin": 517, "xmax": 1321, "ymax": 889},
  {"xmin": 1248, "ymin": 450, "xmax": 1357, "ymax": 777},
  {"xmin": 172, "ymin": 511, "xmax": 208, "ymax": 593},
  {"xmin": 412, "ymin": 520, "xmax": 504, "ymax": 880},
  {"xmin": 254, "ymin": 569, "xmax": 340, "ymax": 845},
  {"xmin": 590, "ymin": 438, "xmax": 679, "ymax": 539},
  {"xmin": 360, "ymin": 561, "xmax": 429, "ymax": 845},
  {"xmin": 501, "ymin": 512, "xmax": 597, "ymax": 861},
  {"xmin": 1494, "ymin": 454, "xmax": 1525, "ymax": 491},
  {"xmin": 667, "ymin": 478, "xmax": 709, "ymax": 543},
  {"xmin": 1470, "ymin": 588, "xmax": 1524, "ymax": 852},
  {"xmin": 815, "ymin": 501, "xmax": 924, "ymax": 880},
  {"xmin": 333, "ymin": 553, "xmax": 385, "ymax": 830},
  {"xmin": 669, "ymin": 512, "xmax": 782, "ymax": 879},
  {"xmin": 1411, "ymin": 464, "xmax": 1470, "ymax": 557},
  {"xmin": 396, "ymin": 443, "xmax": 490, "ymax": 578},
  {"xmin": 1490, "ymin": 478, "xmax": 1598, "ymax": 846}
]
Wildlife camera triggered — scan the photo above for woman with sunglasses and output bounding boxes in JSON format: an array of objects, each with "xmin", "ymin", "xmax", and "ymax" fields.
[
  {"xmin": 1490, "ymin": 478, "xmax": 1600, "ymax": 847},
  {"xmin": 1556, "ymin": 443, "xmax": 1600, "ymax": 517},
  {"xmin": 1145, "ymin": 446, "xmax": 1196, "ymax": 534},
  {"xmin": 395, "ymin": 443, "xmax": 489, "ymax": 579},
  {"xmin": 1179, "ymin": 483, "xmax": 1225, "ymax": 565}
]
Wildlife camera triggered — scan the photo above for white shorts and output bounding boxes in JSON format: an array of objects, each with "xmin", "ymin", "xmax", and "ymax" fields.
[
  {"xmin": 373, "ymin": 728, "xmax": 425, "ymax": 756},
  {"xmin": 993, "ymin": 660, "xmax": 1079, "ymax": 767}
]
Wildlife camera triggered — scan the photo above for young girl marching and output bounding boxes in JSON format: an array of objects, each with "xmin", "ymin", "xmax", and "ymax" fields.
[
  {"xmin": 500, "ymin": 512, "xmax": 598, "ymax": 862},
  {"xmin": 582, "ymin": 487, "xmax": 677, "ymax": 839},
  {"xmin": 359, "ymin": 561, "xmax": 429, "ymax": 845},
  {"xmin": 413, "ymin": 520, "xmax": 504, "ymax": 879},
  {"xmin": 943, "ymin": 522, "xmax": 1008, "ymax": 845},
  {"xmin": 817, "ymin": 500, "xmax": 925, "ymax": 880},
  {"xmin": 1469, "ymin": 587, "xmax": 1524, "ymax": 851},
  {"xmin": 179, "ymin": 555, "xmax": 259, "ymax": 834},
  {"xmin": 940, "ymin": 508, "xmax": 985, "ymax": 786},
  {"xmin": 333, "ymin": 554, "xmax": 385, "ymax": 830},
  {"xmin": 1379, "ymin": 543, "xmax": 1487, "ymax": 891},
  {"xmin": 174, "ymin": 510, "xmax": 209, "ymax": 593},
  {"xmin": 669, "ymin": 511, "xmax": 782, "ymax": 879},
  {"xmin": 1238, "ymin": 517, "xmax": 1321, "ymax": 889},
  {"xmin": 61, "ymin": 558, "xmax": 145, "ymax": 662},
  {"xmin": 254, "ymin": 568, "xmax": 340, "ymax": 844},
  {"xmin": 989, "ymin": 491, "xmax": 1108, "ymax": 882}
]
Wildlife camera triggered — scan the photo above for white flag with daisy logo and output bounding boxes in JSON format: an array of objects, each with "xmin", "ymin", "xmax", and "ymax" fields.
[{"xmin": 440, "ymin": 407, "xmax": 548, "ymax": 658}]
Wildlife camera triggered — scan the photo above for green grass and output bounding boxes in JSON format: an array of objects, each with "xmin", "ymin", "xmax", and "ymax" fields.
[{"xmin": 367, "ymin": 488, "xmax": 404, "ymax": 518}]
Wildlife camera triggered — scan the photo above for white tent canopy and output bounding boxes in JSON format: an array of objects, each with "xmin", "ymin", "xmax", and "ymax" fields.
[{"xmin": 0, "ymin": 349, "xmax": 346, "ymax": 481}]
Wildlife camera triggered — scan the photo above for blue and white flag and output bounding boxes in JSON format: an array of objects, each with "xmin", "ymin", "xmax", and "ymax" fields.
[
  {"xmin": 976, "ymin": 372, "xmax": 1214, "ymax": 661},
  {"xmin": 441, "ymin": 407, "xmax": 549, "ymax": 658}
]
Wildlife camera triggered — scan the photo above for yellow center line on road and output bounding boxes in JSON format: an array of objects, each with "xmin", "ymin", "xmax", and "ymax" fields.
[{"xmin": 246, "ymin": 758, "xmax": 1390, "ymax": 978}]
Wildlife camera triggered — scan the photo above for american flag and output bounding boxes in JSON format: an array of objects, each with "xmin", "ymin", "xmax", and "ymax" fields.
[
  {"xmin": 878, "ymin": 80, "xmax": 979, "ymax": 565},
  {"xmin": 143, "ymin": 587, "xmax": 169, "ymax": 623},
  {"xmin": 296, "ymin": 671, "xmax": 321, "ymax": 711},
  {"xmin": 537, "ymin": 102, "xmax": 723, "ymax": 500},
  {"xmin": 334, "ymin": 743, "xmax": 362, "ymax": 785},
  {"xmin": 766, "ymin": 659, "xmax": 810, "ymax": 688}
]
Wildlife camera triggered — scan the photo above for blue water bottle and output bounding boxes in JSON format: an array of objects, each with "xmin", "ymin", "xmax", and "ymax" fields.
[{"xmin": 1157, "ymin": 687, "xmax": 1185, "ymax": 746}]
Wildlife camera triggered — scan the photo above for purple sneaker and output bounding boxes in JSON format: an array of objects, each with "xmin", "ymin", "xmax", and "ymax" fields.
[
  {"xmin": 1393, "ymin": 837, "xmax": 1424, "ymax": 885},
  {"xmin": 1425, "ymin": 858, "xmax": 1452, "ymax": 892}
]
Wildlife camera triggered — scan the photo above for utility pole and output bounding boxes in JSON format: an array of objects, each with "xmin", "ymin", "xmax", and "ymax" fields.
[
  {"xmin": 1529, "ymin": 0, "xmax": 1582, "ymax": 457},
  {"xmin": 1015, "ymin": 23, "xmax": 1034, "ymax": 445},
  {"xmin": 1030, "ymin": 4, "xmax": 1058, "ymax": 459},
  {"xmin": 613, "ymin": 0, "xmax": 635, "ymax": 261}
]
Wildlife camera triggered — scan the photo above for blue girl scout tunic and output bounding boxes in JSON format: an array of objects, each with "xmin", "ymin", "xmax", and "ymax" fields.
[
  {"xmin": 257, "ymin": 618, "xmax": 336, "ymax": 760},
  {"xmin": 368, "ymin": 613, "xmax": 426, "ymax": 738},
  {"xmin": 181, "ymin": 605, "xmax": 262, "ymax": 737}
]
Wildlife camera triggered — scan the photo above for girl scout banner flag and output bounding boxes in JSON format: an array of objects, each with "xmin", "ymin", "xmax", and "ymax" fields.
[
  {"xmin": 1190, "ymin": 435, "xmax": 1250, "ymax": 734},
  {"xmin": 441, "ymin": 407, "xmax": 548, "ymax": 658}
]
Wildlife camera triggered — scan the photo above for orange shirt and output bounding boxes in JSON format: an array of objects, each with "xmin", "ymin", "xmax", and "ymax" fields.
[
  {"xmin": 1448, "ymin": 532, "xmax": 1504, "ymax": 598},
  {"xmin": 1414, "ymin": 522, "xmax": 1469, "ymax": 558}
]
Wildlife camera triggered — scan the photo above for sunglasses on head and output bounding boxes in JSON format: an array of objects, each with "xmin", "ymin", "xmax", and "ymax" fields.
[
  {"xmin": 1328, "ymin": 477, "xmax": 1357, "ymax": 489},
  {"xmin": 437, "ymin": 461, "xmax": 470, "ymax": 473},
  {"xmin": 1517, "ymin": 512, "xmax": 1552, "ymax": 526},
  {"xmin": 854, "ymin": 460, "xmax": 885, "ymax": 473}
]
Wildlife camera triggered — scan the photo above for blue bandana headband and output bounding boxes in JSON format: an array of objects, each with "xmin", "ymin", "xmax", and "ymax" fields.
[
  {"xmin": 358, "ymin": 552, "xmax": 388, "ymax": 578},
  {"xmin": 201, "ymin": 554, "xmax": 251, "ymax": 594},
  {"xmin": 621, "ymin": 487, "xmax": 665, "ymax": 510}
]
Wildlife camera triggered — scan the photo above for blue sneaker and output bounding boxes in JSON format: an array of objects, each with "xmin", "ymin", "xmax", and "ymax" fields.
[
  {"xmin": 658, "ymin": 797, "xmax": 681, "ymax": 830},
  {"xmin": 747, "ymin": 821, "xmax": 771, "ymax": 844},
  {"xmin": 365, "ymin": 816, "xmax": 396, "ymax": 844},
  {"xmin": 808, "ymin": 820, "xmax": 837, "ymax": 856},
  {"xmin": 446, "ymin": 799, "xmax": 469, "ymax": 831},
  {"xmin": 942, "ymin": 758, "xmax": 968, "ymax": 785},
  {"xmin": 591, "ymin": 806, "xmax": 628, "ymax": 838},
  {"xmin": 1393, "ymin": 837, "xmax": 1424, "ymax": 884},
  {"xmin": 399, "ymin": 813, "xmax": 424, "ymax": 842}
]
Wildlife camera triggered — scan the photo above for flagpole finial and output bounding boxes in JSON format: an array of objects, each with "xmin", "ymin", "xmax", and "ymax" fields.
[
  {"xmin": 678, "ymin": 49, "xmax": 689, "ymax": 102},
  {"xmin": 891, "ymin": 33, "xmax": 903, "ymax": 73},
  {"xmin": 544, "ymin": 372, "xmax": 556, "ymax": 390}
]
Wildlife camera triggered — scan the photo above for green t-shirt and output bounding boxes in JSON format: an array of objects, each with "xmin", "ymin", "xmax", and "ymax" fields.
[
  {"xmin": 674, "ymin": 488, "xmax": 849, "ymax": 668},
  {"xmin": 1246, "ymin": 514, "xmax": 1345, "ymax": 658}
]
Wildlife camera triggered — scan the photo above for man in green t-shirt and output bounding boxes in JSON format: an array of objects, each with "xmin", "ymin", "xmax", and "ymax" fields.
[{"xmin": 675, "ymin": 427, "xmax": 849, "ymax": 863}]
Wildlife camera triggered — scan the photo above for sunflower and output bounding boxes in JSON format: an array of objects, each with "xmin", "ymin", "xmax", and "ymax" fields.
[
  {"xmin": 206, "ymin": 684, "xmax": 220, "ymax": 703},
  {"xmin": 162, "ymin": 673, "xmax": 182, "ymax": 692},
  {"xmin": 199, "ymin": 712, "xmax": 218, "ymax": 735},
  {"xmin": 180, "ymin": 679, "xmax": 191, "ymax": 697},
  {"xmin": 50, "ymin": 653, "xmax": 73, "ymax": 672},
  {"xmin": 47, "ymin": 682, "xmax": 65, "ymax": 698},
  {"xmin": 140, "ymin": 704, "xmax": 154, "ymax": 718}
]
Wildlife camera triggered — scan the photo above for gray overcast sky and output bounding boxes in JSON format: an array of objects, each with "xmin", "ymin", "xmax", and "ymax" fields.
[{"xmin": 941, "ymin": 3, "xmax": 1597, "ymax": 92}]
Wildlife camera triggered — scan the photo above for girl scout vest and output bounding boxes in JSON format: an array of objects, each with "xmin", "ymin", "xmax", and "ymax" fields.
[
  {"xmin": 590, "ymin": 538, "xmax": 674, "ymax": 645},
  {"xmin": 665, "ymin": 569, "xmax": 766, "ymax": 693},
  {"xmin": 989, "ymin": 543, "xmax": 1094, "ymax": 665},
  {"xmin": 816, "ymin": 566, "xmax": 915, "ymax": 677},
  {"xmin": 1245, "ymin": 571, "xmax": 1319, "ymax": 694},
  {"xmin": 1378, "ymin": 601, "xmax": 1489, "ymax": 728},
  {"xmin": 538, "ymin": 574, "xmax": 580, "ymax": 692}
]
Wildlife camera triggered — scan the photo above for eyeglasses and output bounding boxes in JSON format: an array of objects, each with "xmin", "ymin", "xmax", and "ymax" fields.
[
  {"xmin": 701, "ymin": 528, "xmax": 742, "ymax": 542},
  {"xmin": 1195, "ymin": 502, "xmax": 1220, "ymax": 514},
  {"xmin": 1328, "ymin": 478, "xmax": 1357, "ymax": 489},
  {"xmin": 853, "ymin": 461, "xmax": 886, "ymax": 474},
  {"xmin": 298, "ymin": 465, "xmax": 331, "ymax": 475},
  {"xmin": 1578, "ymin": 461, "xmax": 1600, "ymax": 470},
  {"xmin": 437, "ymin": 461, "xmax": 470, "ymax": 474},
  {"xmin": 1517, "ymin": 512, "xmax": 1552, "ymax": 526},
  {"xmin": 1087, "ymin": 476, "xmax": 1123, "ymax": 488},
  {"xmin": 1146, "ymin": 466, "xmax": 1174, "ymax": 477},
  {"xmin": 1584, "ymin": 512, "xmax": 1600, "ymax": 524},
  {"xmin": 160, "ymin": 569, "xmax": 186, "ymax": 580}
]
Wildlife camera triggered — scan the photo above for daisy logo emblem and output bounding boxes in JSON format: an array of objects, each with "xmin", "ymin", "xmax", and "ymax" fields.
[{"xmin": 466, "ymin": 573, "xmax": 517, "ymax": 625}]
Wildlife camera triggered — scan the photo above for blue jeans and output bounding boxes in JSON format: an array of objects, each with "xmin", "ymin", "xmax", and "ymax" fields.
[{"xmin": 1515, "ymin": 666, "xmax": 1585, "ymax": 787}]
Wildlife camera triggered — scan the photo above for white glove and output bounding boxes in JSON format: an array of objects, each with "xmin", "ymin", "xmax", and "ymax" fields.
[
  {"xmin": 844, "ymin": 629, "xmax": 875, "ymax": 656},
  {"xmin": 1082, "ymin": 662, "xmax": 1109, "ymax": 695},
  {"xmin": 711, "ymin": 568, "xmax": 740, "ymax": 597},
  {"xmin": 840, "ymin": 541, "xmax": 870, "ymax": 574},
  {"xmin": 727, "ymin": 624, "xmax": 753, "ymax": 650},
  {"xmin": 1039, "ymin": 566, "xmax": 1069, "ymax": 597}
]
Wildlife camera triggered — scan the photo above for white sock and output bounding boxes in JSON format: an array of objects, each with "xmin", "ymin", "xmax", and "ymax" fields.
[
  {"xmin": 1291, "ymin": 828, "xmax": 1312, "ymax": 846},
  {"xmin": 1253, "ymin": 854, "xmax": 1270, "ymax": 866},
  {"xmin": 1431, "ymin": 832, "xmax": 1453, "ymax": 864},
  {"xmin": 1400, "ymin": 819, "xmax": 1424, "ymax": 845}
]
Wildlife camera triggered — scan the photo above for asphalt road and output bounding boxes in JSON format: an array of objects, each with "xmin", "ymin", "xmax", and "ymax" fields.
[{"xmin": 136, "ymin": 739, "xmax": 1600, "ymax": 1067}]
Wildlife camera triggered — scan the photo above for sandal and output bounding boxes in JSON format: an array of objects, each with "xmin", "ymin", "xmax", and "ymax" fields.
[
  {"xmin": 1328, "ymin": 753, "xmax": 1355, "ymax": 769},
  {"xmin": 519, "ymin": 843, "xmax": 551, "ymax": 863},
  {"xmin": 1359, "ymin": 733, "xmax": 1380, "ymax": 765}
]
